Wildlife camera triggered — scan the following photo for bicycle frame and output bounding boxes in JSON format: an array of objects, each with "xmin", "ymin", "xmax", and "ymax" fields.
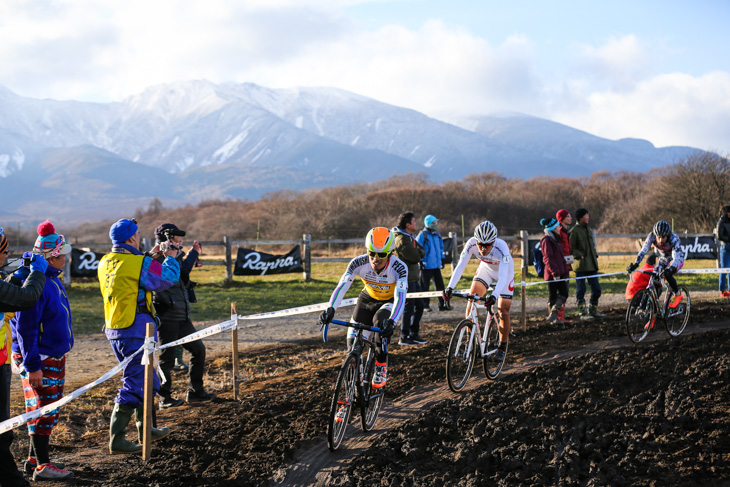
[
  {"xmin": 452, "ymin": 292, "xmax": 497, "ymax": 361},
  {"xmin": 631, "ymin": 267, "xmax": 672, "ymax": 319}
]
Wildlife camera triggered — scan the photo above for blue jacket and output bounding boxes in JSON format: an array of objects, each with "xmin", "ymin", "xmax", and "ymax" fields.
[
  {"xmin": 11, "ymin": 266, "xmax": 74, "ymax": 372},
  {"xmin": 416, "ymin": 229, "xmax": 444, "ymax": 270}
]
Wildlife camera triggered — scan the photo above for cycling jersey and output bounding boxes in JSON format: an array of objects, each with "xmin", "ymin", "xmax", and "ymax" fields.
[
  {"xmin": 327, "ymin": 254, "xmax": 408, "ymax": 324},
  {"xmin": 634, "ymin": 232, "xmax": 685, "ymax": 270},
  {"xmin": 447, "ymin": 237, "xmax": 515, "ymax": 299}
]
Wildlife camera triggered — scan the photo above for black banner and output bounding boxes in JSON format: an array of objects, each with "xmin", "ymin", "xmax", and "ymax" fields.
[
  {"xmin": 679, "ymin": 236, "xmax": 717, "ymax": 260},
  {"xmin": 234, "ymin": 246, "xmax": 303, "ymax": 276},
  {"xmin": 71, "ymin": 248, "xmax": 105, "ymax": 278},
  {"xmin": 441, "ymin": 237, "xmax": 454, "ymax": 265}
]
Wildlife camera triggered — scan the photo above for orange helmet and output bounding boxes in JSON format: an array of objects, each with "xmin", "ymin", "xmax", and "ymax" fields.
[{"xmin": 365, "ymin": 227, "xmax": 395, "ymax": 254}]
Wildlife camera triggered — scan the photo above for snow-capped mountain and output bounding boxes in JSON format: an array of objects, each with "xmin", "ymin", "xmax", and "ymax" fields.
[{"xmin": 0, "ymin": 80, "xmax": 701, "ymax": 223}]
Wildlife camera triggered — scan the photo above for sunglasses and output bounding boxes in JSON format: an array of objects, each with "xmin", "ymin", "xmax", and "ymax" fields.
[
  {"xmin": 477, "ymin": 242, "xmax": 493, "ymax": 249},
  {"xmin": 368, "ymin": 251, "xmax": 390, "ymax": 259}
]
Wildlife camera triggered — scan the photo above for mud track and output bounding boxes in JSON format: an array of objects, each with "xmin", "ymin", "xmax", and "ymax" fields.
[{"xmin": 7, "ymin": 297, "xmax": 730, "ymax": 486}]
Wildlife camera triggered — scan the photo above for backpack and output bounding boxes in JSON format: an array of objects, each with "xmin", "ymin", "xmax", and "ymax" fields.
[{"xmin": 533, "ymin": 241, "xmax": 544, "ymax": 277}]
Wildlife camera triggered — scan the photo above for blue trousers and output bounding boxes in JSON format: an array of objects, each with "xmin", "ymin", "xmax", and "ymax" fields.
[
  {"xmin": 720, "ymin": 245, "xmax": 730, "ymax": 292},
  {"xmin": 575, "ymin": 271, "xmax": 602, "ymax": 306},
  {"xmin": 109, "ymin": 337, "xmax": 160, "ymax": 408}
]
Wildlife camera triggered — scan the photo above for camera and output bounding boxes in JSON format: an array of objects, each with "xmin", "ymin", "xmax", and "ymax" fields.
[{"xmin": 23, "ymin": 256, "xmax": 32, "ymax": 267}]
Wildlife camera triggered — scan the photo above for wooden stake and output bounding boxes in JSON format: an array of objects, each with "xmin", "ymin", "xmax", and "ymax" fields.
[
  {"xmin": 521, "ymin": 267, "xmax": 527, "ymax": 331},
  {"xmin": 231, "ymin": 303, "xmax": 239, "ymax": 401},
  {"xmin": 142, "ymin": 322, "xmax": 154, "ymax": 461}
]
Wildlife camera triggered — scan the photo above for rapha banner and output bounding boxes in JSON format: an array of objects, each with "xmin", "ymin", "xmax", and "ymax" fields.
[
  {"xmin": 234, "ymin": 246, "xmax": 304, "ymax": 276},
  {"xmin": 71, "ymin": 248, "xmax": 105, "ymax": 277},
  {"xmin": 679, "ymin": 236, "xmax": 717, "ymax": 260}
]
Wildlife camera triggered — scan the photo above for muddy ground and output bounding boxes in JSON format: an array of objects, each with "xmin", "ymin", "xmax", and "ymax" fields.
[{"xmin": 8, "ymin": 298, "xmax": 730, "ymax": 486}]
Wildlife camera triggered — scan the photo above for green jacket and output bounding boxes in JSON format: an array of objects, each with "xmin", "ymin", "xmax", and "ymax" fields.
[
  {"xmin": 570, "ymin": 222, "xmax": 599, "ymax": 273},
  {"xmin": 392, "ymin": 227, "xmax": 425, "ymax": 282}
]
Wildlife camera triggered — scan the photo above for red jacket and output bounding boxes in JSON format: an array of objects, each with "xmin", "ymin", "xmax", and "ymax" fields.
[
  {"xmin": 558, "ymin": 223, "xmax": 572, "ymax": 271},
  {"xmin": 625, "ymin": 263, "xmax": 653, "ymax": 300},
  {"xmin": 540, "ymin": 231, "xmax": 569, "ymax": 280}
]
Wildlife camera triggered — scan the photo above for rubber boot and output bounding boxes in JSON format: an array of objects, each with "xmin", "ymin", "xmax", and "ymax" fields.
[
  {"xmin": 589, "ymin": 304, "xmax": 606, "ymax": 318},
  {"xmin": 558, "ymin": 304, "xmax": 573, "ymax": 324},
  {"xmin": 135, "ymin": 407, "xmax": 171, "ymax": 443},
  {"xmin": 577, "ymin": 302, "xmax": 594, "ymax": 322},
  {"xmin": 109, "ymin": 403, "xmax": 143, "ymax": 454},
  {"xmin": 548, "ymin": 297, "xmax": 566, "ymax": 324}
]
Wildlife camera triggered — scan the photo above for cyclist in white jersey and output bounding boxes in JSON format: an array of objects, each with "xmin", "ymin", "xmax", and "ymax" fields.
[
  {"xmin": 443, "ymin": 221, "xmax": 514, "ymax": 361},
  {"xmin": 319, "ymin": 227, "xmax": 408, "ymax": 388},
  {"xmin": 627, "ymin": 219, "xmax": 685, "ymax": 301}
]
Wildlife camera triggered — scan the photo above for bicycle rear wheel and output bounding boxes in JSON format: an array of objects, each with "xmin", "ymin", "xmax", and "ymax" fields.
[
  {"xmin": 626, "ymin": 289, "xmax": 655, "ymax": 343},
  {"xmin": 664, "ymin": 285, "xmax": 690, "ymax": 337},
  {"xmin": 446, "ymin": 319, "xmax": 476, "ymax": 393},
  {"xmin": 327, "ymin": 354, "xmax": 358, "ymax": 451},
  {"xmin": 483, "ymin": 314, "xmax": 505, "ymax": 380},
  {"xmin": 360, "ymin": 346, "xmax": 385, "ymax": 432}
]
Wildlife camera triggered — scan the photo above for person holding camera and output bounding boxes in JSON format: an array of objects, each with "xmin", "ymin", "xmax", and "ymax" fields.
[
  {"xmin": 0, "ymin": 228, "xmax": 49, "ymax": 487},
  {"xmin": 98, "ymin": 218, "xmax": 180, "ymax": 455},
  {"xmin": 9, "ymin": 221, "xmax": 74, "ymax": 480},
  {"xmin": 150, "ymin": 223, "xmax": 214, "ymax": 409}
]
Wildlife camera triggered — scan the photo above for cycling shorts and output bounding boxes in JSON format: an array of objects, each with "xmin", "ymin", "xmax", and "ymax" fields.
[
  {"xmin": 473, "ymin": 263, "xmax": 514, "ymax": 299},
  {"xmin": 349, "ymin": 289, "xmax": 393, "ymax": 339}
]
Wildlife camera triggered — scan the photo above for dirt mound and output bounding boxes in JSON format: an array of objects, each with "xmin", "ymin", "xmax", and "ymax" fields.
[
  {"xmin": 8, "ymin": 301, "xmax": 730, "ymax": 486},
  {"xmin": 337, "ymin": 329, "xmax": 730, "ymax": 486}
]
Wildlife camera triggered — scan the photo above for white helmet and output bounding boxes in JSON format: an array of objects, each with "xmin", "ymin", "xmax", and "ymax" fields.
[{"xmin": 474, "ymin": 220, "xmax": 498, "ymax": 245}]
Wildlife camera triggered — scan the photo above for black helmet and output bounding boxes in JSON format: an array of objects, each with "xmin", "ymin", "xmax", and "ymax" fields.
[{"xmin": 653, "ymin": 220, "xmax": 671, "ymax": 238}]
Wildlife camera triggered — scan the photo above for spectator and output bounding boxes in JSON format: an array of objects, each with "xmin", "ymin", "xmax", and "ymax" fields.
[
  {"xmin": 392, "ymin": 212, "xmax": 426, "ymax": 345},
  {"xmin": 0, "ymin": 228, "xmax": 48, "ymax": 487},
  {"xmin": 98, "ymin": 218, "xmax": 180, "ymax": 454},
  {"xmin": 569, "ymin": 208, "xmax": 605, "ymax": 319},
  {"xmin": 10, "ymin": 221, "xmax": 74, "ymax": 481},
  {"xmin": 716, "ymin": 205, "xmax": 730, "ymax": 297},
  {"xmin": 555, "ymin": 209, "xmax": 574, "ymax": 324},
  {"xmin": 151, "ymin": 223, "xmax": 215, "ymax": 409},
  {"xmin": 625, "ymin": 254, "xmax": 658, "ymax": 300},
  {"xmin": 539, "ymin": 218, "xmax": 569, "ymax": 324},
  {"xmin": 417, "ymin": 215, "xmax": 448, "ymax": 312}
]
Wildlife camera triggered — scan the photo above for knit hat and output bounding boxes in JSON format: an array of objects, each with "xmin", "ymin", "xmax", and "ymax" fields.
[
  {"xmin": 575, "ymin": 208, "xmax": 588, "ymax": 221},
  {"xmin": 33, "ymin": 220, "xmax": 71, "ymax": 257},
  {"xmin": 0, "ymin": 228, "xmax": 8, "ymax": 255},
  {"xmin": 109, "ymin": 218, "xmax": 139, "ymax": 244},
  {"xmin": 540, "ymin": 218, "xmax": 560, "ymax": 232},
  {"xmin": 423, "ymin": 215, "xmax": 438, "ymax": 230},
  {"xmin": 556, "ymin": 209, "xmax": 570, "ymax": 222}
]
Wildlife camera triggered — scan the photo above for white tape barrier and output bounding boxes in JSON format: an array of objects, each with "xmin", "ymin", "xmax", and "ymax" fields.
[
  {"xmin": 0, "ymin": 348, "xmax": 142, "ymax": 435},
  {"xmin": 157, "ymin": 319, "xmax": 236, "ymax": 351}
]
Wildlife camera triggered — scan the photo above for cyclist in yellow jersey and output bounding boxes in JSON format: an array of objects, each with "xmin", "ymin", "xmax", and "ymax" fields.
[{"xmin": 319, "ymin": 227, "xmax": 408, "ymax": 388}]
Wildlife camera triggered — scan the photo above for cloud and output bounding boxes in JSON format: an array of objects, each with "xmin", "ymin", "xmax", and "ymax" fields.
[
  {"xmin": 554, "ymin": 71, "xmax": 730, "ymax": 152},
  {"xmin": 572, "ymin": 34, "xmax": 652, "ymax": 91}
]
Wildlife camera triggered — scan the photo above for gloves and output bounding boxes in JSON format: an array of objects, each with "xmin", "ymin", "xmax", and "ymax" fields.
[
  {"xmin": 29, "ymin": 254, "xmax": 49, "ymax": 274},
  {"xmin": 443, "ymin": 287, "xmax": 453, "ymax": 300},
  {"xmin": 380, "ymin": 319, "xmax": 396, "ymax": 339},
  {"xmin": 665, "ymin": 266, "xmax": 677, "ymax": 277},
  {"xmin": 13, "ymin": 266, "xmax": 30, "ymax": 281},
  {"xmin": 319, "ymin": 306, "xmax": 335, "ymax": 325},
  {"xmin": 484, "ymin": 295, "xmax": 497, "ymax": 307},
  {"xmin": 627, "ymin": 262, "xmax": 638, "ymax": 273}
]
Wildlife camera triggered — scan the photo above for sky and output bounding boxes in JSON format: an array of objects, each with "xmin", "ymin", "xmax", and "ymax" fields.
[{"xmin": 0, "ymin": 0, "xmax": 728, "ymax": 152}]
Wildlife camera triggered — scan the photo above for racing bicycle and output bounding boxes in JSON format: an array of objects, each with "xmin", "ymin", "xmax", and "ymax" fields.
[
  {"xmin": 626, "ymin": 266, "xmax": 690, "ymax": 343},
  {"xmin": 445, "ymin": 291, "xmax": 505, "ymax": 393},
  {"xmin": 320, "ymin": 319, "xmax": 387, "ymax": 451}
]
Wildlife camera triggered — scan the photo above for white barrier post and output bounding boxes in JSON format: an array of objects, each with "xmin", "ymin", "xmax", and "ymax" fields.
[
  {"xmin": 142, "ymin": 322, "xmax": 154, "ymax": 461},
  {"xmin": 231, "ymin": 303, "xmax": 239, "ymax": 401},
  {"xmin": 520, "ymin": 230, "xmax": 528, "ymax": 331}
]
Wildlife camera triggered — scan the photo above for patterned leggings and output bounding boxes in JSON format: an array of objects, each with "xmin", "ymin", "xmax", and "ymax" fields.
[{"xmin": 12, "ymin": 354, "xmax": 66, "ymax": 436}]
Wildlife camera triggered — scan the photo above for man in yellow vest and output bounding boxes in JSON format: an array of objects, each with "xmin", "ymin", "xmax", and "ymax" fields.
[
  {"xmin": 0, "ymin": 228, "xmax": 49, "ymax": 487},
  {"xmin": 98, "ymin": 218, "xmax": 180, "ymax": 454}
]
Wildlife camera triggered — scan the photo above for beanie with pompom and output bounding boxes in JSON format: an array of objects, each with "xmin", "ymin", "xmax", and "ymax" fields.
[{"xmin": 33, "ymin": 220, "xmax": 71, "ymax": 257}]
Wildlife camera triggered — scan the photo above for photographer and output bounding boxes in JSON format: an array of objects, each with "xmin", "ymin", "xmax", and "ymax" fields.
[
  {"xmin": 151, "ymin": 223, "xmax": 214, "ymax": 409},
  {"xmin": 0, "ymin": 228, "xmax": 48, "ymax": 487}
]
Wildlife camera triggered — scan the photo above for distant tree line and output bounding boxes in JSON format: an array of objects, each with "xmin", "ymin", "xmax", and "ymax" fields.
[{"xmin": 54, "ymin": 150, "xmax": 730, "ymax": 244}]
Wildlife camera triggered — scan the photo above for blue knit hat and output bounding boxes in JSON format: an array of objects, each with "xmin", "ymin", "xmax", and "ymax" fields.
[
  {"xmin": 109, "ymin": 218, "xmax": 138, "ymax": 244},
  {"xmin": 540, "ymin": 217, "xmax": 560, "ymax": 232}
]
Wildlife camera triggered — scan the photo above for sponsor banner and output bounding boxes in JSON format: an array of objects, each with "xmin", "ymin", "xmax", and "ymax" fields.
[
  {"xmin": 71, "ymin": 248, "xmax": 105, "ymax": 278},
  {"xmin": 679, "ymin": 236, "xmax": 717, "ymax": 260},
  {"xmin": 234, "ymin": 246, "xmax": 304, "ymax": 276}
]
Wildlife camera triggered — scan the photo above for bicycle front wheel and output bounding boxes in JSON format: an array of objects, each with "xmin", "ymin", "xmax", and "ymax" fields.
[
  {"xmin": 665, "ymin": 285, "xmax": 690, "ymax": 337},
  {"xmin": 483, "ymin": 314, "xmax": 505, "ymax": 380},
  {"xmin": 327, "ymin": 354, "xmax": 358, "ymax": 451},
  {"xmin": 626, "ymin": 289, "xmax": 655, "ymax": 343},
  {"xmin": 360, "ymin": 346, "xmax": 385, "ymax": 432},
  {"xmin": 446, "ymin": 319, "xmax": 476, "ymax": 393}
]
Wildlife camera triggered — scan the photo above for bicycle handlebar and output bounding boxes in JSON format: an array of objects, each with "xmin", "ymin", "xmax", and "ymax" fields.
[
  {"xmin": 319, "ymin": 319, "xmax": 388, "ymax": 354},
  {"xmin": 451, "ymin": 291, "xmax": 495, "ymax": 311}
]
